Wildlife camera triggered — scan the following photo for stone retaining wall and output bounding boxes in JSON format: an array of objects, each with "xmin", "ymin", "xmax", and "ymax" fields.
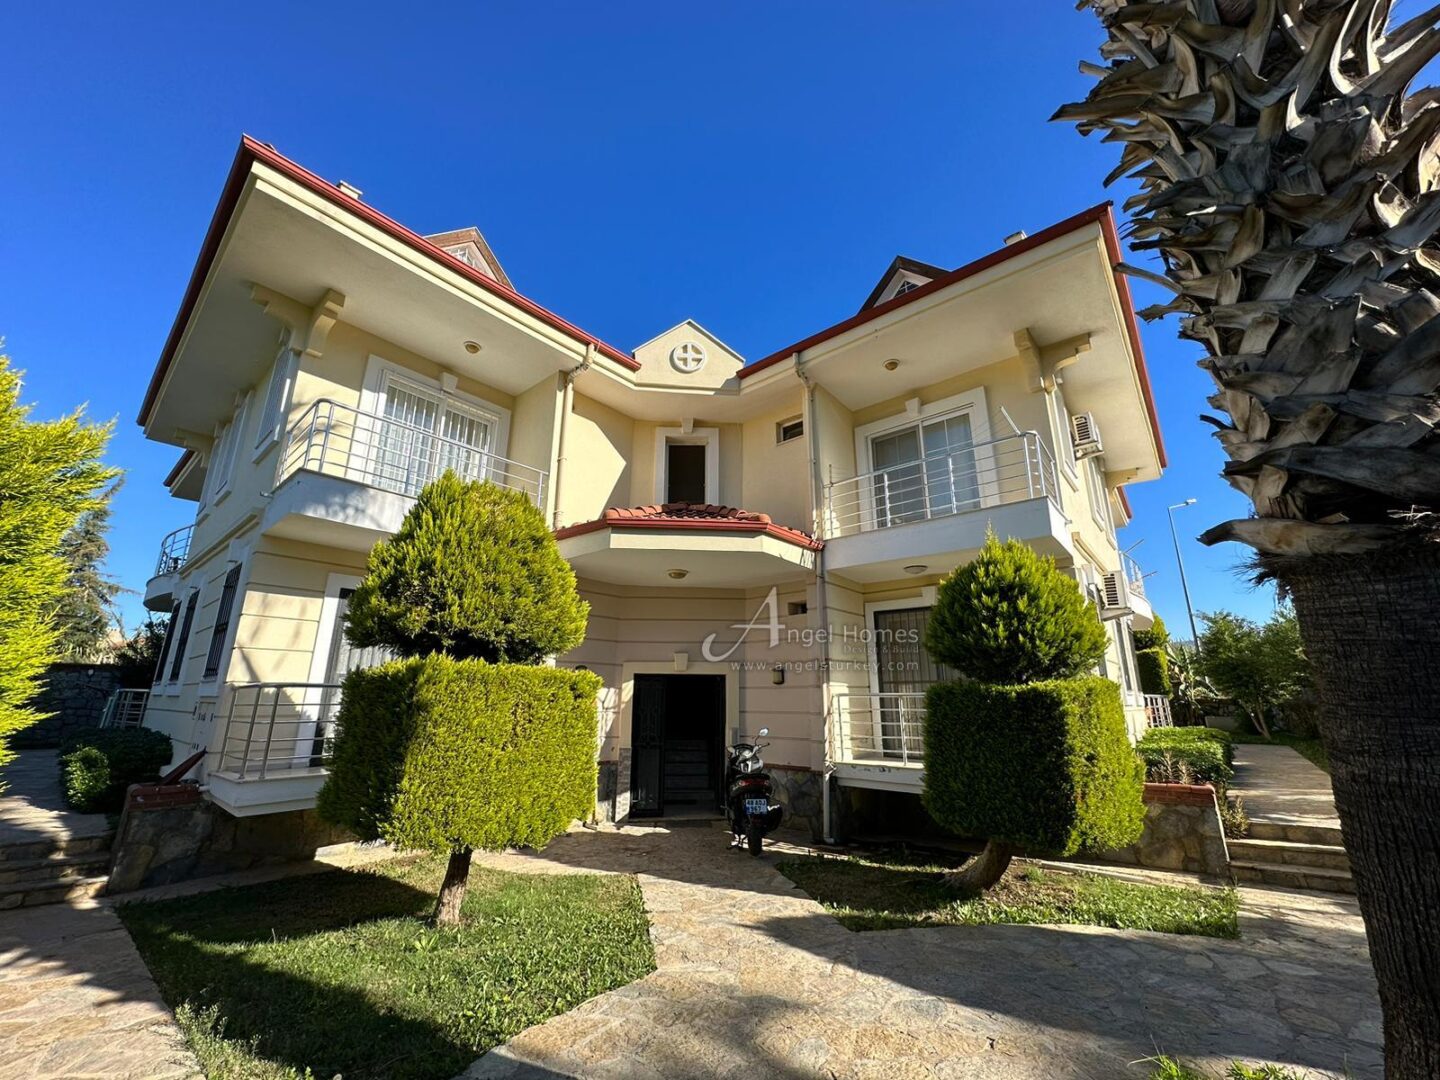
[
  {"xmin": 1096, "ymin": 782, "xmax": 1231, "ymax": 877},
  {"xmin": 13, "ymin": 664, "xmax": 123, "ymax": 748},
  {"xmin": 107, "ymin": 784, "xmax": 354, "ymax": 893},
  {"xmin": 768, "ymin": 766, "xmax": 823, "ymax": 840}
]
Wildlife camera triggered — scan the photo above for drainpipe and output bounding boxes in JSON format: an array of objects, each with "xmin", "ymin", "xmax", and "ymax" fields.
[
  {"xmin": 795, "ymin": 353, "xmax": 837, "ymax": 844},
  {"xmin": 552, "ymin": 344, "xmax": 595, "ymax": 529}
]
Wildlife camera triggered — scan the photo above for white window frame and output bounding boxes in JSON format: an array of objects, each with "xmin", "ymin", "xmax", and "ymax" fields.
[
  {"xmin": 1047, "ymin": 385, "xmax": 1079, "ymax": 486},
  {"xmin": 776, "ymin": 415, "xmax": 804, "ymax": 445},
  {"xmin": 207, "ymin": 392, "xmax": 251, "ymax": 504},
  {"xmin": 307, "ymin": 573, "xmax": 365, "ymax": 688},
  {"xmin": 653, "ymin": 426, "xmax": 720, "ymax": 504},
  {"xmin": 1084, "ymin": 454, "xmax": 1113, "ymax": 536},
  {"xmin": 880, "ymin": 272, "xmax": 930, "ymax": 305},
  {"xmin": 357, "ymin": 354, "xmax": 512, "ymax": 487},
  {"xmin": 253, "ymin": 348, "xmax": 298, "ymax": 458}
]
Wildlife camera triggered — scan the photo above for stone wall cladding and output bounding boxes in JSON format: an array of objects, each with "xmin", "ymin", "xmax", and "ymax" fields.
[
  {"xmin": 14, "ymin": 663, "xmax": 123, "ymax": 748},
  {"xmin": 769, "ymin": 766, "xmax": 823, "ymax": 841},
  {"xmin": 1096, "ymin": 782, "xmax": 1231, "ymax": 877},
  {"xmin": 108, "ymin": 792, "xmax": 354, "ymax": 893}
]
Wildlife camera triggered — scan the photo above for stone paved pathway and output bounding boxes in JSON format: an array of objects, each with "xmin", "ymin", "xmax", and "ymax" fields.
[
  {"xmin": 462, "ymin": 824, "xmax": 1381, "ymax": 1080},
  {"xmin": 0, "ymin": 750, "xmax": 201, "ymax": 1079},
  {"xmin": 1230, "ymin": 744, "xmax": 1340, "ymax": 830}
]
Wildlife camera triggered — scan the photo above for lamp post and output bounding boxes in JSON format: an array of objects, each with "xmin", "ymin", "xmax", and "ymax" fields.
[{"xmin": 1167, "ymin": 499, "xmax": 1201, "ymax": 650}]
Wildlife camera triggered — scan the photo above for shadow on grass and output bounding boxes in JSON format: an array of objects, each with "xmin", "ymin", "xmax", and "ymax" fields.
[{"xmin": 118, "ymin": 858, "xmax": 655, "ymax": 1080}]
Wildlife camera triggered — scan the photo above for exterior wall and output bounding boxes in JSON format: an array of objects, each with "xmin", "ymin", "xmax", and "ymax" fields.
[
  {"xmin": 629, "ymin": 420, "xmax": 743, "ymax": 509},
  {"xmin": 1095, "ymin": 783, "xmax": 1231, "ymax": 878},
  {"xmin": 13, "ymin": 664, "xmax": 123, "ymax": 748},
  {"xmin": 559, "ymin": 392, "xmax": 634, "ymax": 526},
  {"xmin": 739, "ymin": 397, "xmax": 811, "ymax": 532}
]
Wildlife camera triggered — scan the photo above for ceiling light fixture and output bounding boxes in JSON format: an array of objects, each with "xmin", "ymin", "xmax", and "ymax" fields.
[
  {"xmin": 463, "ymin": 340, "xmax": 482, "ymax": 354},
  {"xmin": 883, "ymin": 359, "xmax": 901, "ymax": 371},
  {"xmin": 667, "ymin": 569, "xmax": 689, "ymax": 580},
  {"xmin": 903, "ymin": 564, "xmax": 928, "ymax": 575}
]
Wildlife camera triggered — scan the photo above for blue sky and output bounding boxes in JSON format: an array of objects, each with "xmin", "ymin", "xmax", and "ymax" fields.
[{"xmin": 1, "ymin": 1, "xmax": 1277, "ymax": 636}]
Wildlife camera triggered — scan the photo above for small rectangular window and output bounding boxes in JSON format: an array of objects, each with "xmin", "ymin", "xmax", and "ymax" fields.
[
  {"xmin": 203, "ymin": 565, "xmax": 242, "ymax": 680},
  {"xmin": 153, "ymin": 601, "xmax": 181, "ymax": 684},
  {"xmin": 666, "ymin": 442, "xmax": 707, "ymax": 504},
  {"xmin": 168, "ymin": 592, "xmax": 198, "ymax": 683},
  {"xmin": 776, "ymin": 417, "xmax": 804, "ymax": 444},
  {"xmin": 787, "ymin": 601, "xmax": 807, "ymax": 616},
  {"xmin": 255, "ymin": 351, "xmax": 295, "ymax": 450}
]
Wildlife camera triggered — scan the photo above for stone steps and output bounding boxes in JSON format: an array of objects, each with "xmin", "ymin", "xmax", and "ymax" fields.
[
  {"xmin": 1231, "ymin": 859, "xmax": 1355, "ymax": 894},
  {"xmin": 1228, "ymin": 837, "xmax": 1351, "ymax": 872},
  {"xmin": 0, "ymin": 832, "xmax": 113, "ymax": 908},
  {"xmin": 1245, "ymin": 820, "xmax": 1344, "ymax": 847},
  {"xmin": 0, "ymin": 852, "xmax": 113, "ymax": 886}
]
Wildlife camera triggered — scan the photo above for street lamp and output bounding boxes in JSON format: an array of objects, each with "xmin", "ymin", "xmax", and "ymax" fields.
[{"xmin": 1167, "ymin": 499, "xmax": 1201, "ymax": 650}]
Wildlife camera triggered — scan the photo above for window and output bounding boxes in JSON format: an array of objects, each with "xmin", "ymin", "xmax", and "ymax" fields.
[
  {"xmin": 776, "ymin": 416, "xmax": 804, "ymax": 444},
  {"xmin": 666, "ymin": 443, "xmax": 707, "ymax": 504},
  {"xmin": 373, "ymin": 373, "xmax": 496, "ymax": 496},
  {"xmin": 203, "ymin": 565, "xmax": 242, "ymax": 680},
  {"xmin": 1084, "ymin": 455, "xmax": 1112, "ymax": 533},
  {"xmin": 255, "ymin": 350, "xmax": 296, "ymax": 450},
  {"xmin": 207, "ymin": 394, "xmax": 249, "ymax": 501},
  {"xmin": 168, "ymin": 592, "xmax": 198, "ymax": 683},
  {"xmin": 1112, "ymin": 620, "xmax": 1134, "ymax": 695},
  {"xmin": 153, "ymin": 601, "xmax": 181, "ymax": 685},
  {"xmin": 787, "ymin": 601, "xmax": 807, "ymax": 616},
  {"xmin": 1048, "ymin": 388, "xmax": 1078, "ymax": 481},
  {"xmin": 869, "ymin": 412, "xmax": 978, "ymax": 526},
  {"xmin": 894, "ymin": 279, "xmax": 922, "ymax": 298}
]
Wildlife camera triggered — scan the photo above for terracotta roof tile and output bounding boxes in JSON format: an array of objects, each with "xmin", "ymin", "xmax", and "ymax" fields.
[{"xmin": 555, "ymin": 502, "xmax": 820, "ymax": 550}]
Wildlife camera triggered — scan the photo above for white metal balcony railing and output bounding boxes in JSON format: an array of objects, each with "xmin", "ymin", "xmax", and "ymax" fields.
[
  {"xmin": 216, "ymin": 682, "xmax": 343, "ymax": 780},
  {"xmin": 277, "ymin": 399, "xmax": 548, "ymax": 507},
  {"xmin": 154, "ymin": 524, "xmax": 194, "ymax": 577},
  {"xmin": 829, "ymin": 692, "xmax": 928, "ymax": 767},
  {"xmin": 1144, "ymin": 694, "xmax": 1174, "ymax": 728},
  {"xmin": 99, "ymin": 688, "xmax": 149, "ymax": 729},
  {"xmin": 822, "ymin": 431, "xmax": 1061, "ymax": 540},
  {"xmin": 1123, "ymin": 552, "xmax": 1148, "ymax": 599}
]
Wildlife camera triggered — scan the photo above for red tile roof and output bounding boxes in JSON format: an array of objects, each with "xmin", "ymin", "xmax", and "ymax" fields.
[{"xmin": 555, "ymin": 502, "xmax": 822, "ymax": 551}]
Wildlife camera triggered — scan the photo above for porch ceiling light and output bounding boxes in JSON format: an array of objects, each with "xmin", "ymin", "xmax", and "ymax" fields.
[
  {"xmin": 883, "ymin": 358, "xmax": 901, "ymax": 371},
  {"xmin": 463, "ymin": 340, "xmax": 482, "ymax": 354},
  {"xmin": 903, "ymin": 564, "xmax": 928, "ymax": 575},
  {"xmin": 667, "ymin": 568, "xmax": 689, "ymax": 579}
]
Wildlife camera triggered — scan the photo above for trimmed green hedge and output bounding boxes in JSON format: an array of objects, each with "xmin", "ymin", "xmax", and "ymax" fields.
[
  {"xmin": 58, "ymin": 727, "xmax": 173, "ymax": 812},
  {"xmin": 923, "ymin": 675, "xmax": 1144, "ymax": 857},
  {"xmin": 318, "ymin": 656, "xmax": 602, "ymax": 853},
  {"xmin": 1136, "ymin": 647, "xmax": 1171, "ymax": 696},
  {"xmin": 1137, "ymin": 727, "xmax": 1234, "ymax": 787}
]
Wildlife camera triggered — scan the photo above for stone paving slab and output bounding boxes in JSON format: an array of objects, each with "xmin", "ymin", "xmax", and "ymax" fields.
[
  {"xmin": 0, "ymin": 901, "xmax": 200, "ymax": 1079},
  {"xmin": 0, "ymin": 750, "xmax": 112, "ymax": 848},
  {"xmin": 461, "ymin": 824, "xmax": 1381, "ymax": 1080},
  {"xmin": 1230, "ymin": 744, "xmax": 1340, "ymax": 830}
]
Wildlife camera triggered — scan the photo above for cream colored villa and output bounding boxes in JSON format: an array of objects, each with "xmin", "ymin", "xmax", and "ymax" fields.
[{"xmin": 135, "ymin": 136, "xmax": 1165, "ymax": 841}]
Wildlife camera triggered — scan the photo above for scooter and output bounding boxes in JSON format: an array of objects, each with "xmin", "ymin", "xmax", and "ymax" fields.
[{"xmin": 724, "ymin": 726, "xmax": 784, "ymax": 855}]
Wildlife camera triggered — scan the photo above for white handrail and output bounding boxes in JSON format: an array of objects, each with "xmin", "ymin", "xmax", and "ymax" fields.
[
  {"xmin": 1143, "ymin": 694, "xmax": 1173, "ymax": 728},
  {"xmin": 216, "ymin": 682, "xmax": 344, "ymax": 780},
  {"xmin": 276, "ymin": 398, "xmax": 548, "ymax": 507},
  {"xmin": 821, "ymin": 431, "xmax": 1061, "ymax": 539},
  {"xmin": 829, "ymin": 691, "xmax": 928, "ymax": 766},
  {"xmin": 154, "ymin": 525, "xmax": 194, "ymax": 577}
]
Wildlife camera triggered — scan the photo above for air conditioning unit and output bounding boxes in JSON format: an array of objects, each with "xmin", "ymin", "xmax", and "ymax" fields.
[
  {"xmin": 1098, "ymin": 570, "xmax": 1132, "ymax": 620},
  {"xmin": 1071, "ymin": 413, "xmax": 1104, "ymax": 459}
]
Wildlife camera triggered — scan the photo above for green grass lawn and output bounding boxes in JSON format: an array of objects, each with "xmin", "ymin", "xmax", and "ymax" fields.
[
  {"xmin": 119, "ymin": 855, "xmax": 655, "ymax": 1080},
  {"xmin": 1229, "ymin": 731, "xmax": 1331, "ymax": 774},
  {"xmin": 777, "ymin": 853, "xmax": 1238, "ymax": 937},
  {"xmin": 1149, "ymin": 1055, "xmax": 1305, "ymax": 1079}
]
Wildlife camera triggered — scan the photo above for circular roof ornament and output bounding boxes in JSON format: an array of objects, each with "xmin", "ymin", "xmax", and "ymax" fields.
[{"xmin": 670, "ymin": 341, "xmax": 707, "ymax": 374}]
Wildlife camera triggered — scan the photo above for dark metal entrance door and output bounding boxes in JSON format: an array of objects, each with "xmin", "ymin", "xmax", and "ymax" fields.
[{"xmin": 629, "ymin": 674, "xmax": 725, "ymax": 817}]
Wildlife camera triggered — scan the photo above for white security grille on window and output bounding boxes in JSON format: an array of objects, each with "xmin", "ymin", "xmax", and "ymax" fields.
[{"xmin": 670, "ymin": 341, "xmax": 707, "ymax": 373}]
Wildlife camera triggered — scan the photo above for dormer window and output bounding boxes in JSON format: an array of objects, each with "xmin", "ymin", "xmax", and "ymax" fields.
[
  {"xmin": 894, "ymin": 280, "xmax": 921, "ymax": 298},
  {"xmin": 446, "ymin": 245, "xmax": 480, "ymax": 269}
]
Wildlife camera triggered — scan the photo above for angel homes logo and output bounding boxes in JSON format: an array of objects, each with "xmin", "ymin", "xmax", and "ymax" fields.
[{"xmin": 700, "ymin": 587, "xmax": 920, "ymax": 663}]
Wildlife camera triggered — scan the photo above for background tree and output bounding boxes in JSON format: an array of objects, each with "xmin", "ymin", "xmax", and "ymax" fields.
[
  {"xmin": 1058, "ymin": 4, "xmax": 1440, "ymax": 1067},
  {"xmin": 321, "ymin": 474, "xmax": 593, "ymax": 925},
  {"xmin": 1199, "ymin": 609, "xmax": 1310, "ymax": 739},
  {"xmin": 923, "ymin": 535, "xmax": 1142, "ymax": 890},
  {"xmin": 112, "ymin": 615, "xmax": 170, "ymax": 689},
  {"xmin": 0, "ymin": 354, "xmax": 116, "ymax": 782},
  {"xmin": 53, "ymin": 484, "xmax": 123, "ymax": 661},
  {"xmin": 1165, "ymin": 642, "xmax": 1217, "ymax": 727}
]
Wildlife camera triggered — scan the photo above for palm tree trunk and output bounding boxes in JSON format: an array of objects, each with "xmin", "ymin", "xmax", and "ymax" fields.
[
  {"xmin": 434, "ymin": 847, "xmax": 472, "ymax": 927},
  {"xmin": 1277, "ymin": 548, "xmax": 1440, "ymax": 1077},
  {"xmin": 942, "ymin": 840, "xmax": 1013, "ymax": 893}
]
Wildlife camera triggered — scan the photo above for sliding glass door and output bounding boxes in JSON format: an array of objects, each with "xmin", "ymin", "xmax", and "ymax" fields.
[{"xmin": 869, "ymin": 412, "xmax": 979, "ymax": 528}]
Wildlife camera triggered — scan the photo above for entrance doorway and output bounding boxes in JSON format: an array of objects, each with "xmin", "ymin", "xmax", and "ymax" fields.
[{"xmin": 629, "ymin": 674, "xmax": 726, "ymax": 817}]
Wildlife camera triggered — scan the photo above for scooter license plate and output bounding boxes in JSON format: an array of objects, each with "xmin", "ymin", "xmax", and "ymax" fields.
[{"xmin": 744, "ymin": 798, "xmax": 769, "ymax": 816}]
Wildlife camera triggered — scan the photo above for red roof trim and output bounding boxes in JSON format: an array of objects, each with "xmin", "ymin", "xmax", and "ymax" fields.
[
  {"xmin": 1118, "ymin": 485, "xmax": 1133, "ymax": 519},
  {"xmin": 138, "ymin": 136, "xmax": 640, "ymax": 426},
  {"xmin": 163, "ymin": 449, "xmax": 196, "ymax": 487},
  {"xmin": 555, "ymin": 503, "xmax": 822, "ymax": 552},
  {"xmin": 738, "ymin": 202, "xmax": 1166, "ymax": 470}
]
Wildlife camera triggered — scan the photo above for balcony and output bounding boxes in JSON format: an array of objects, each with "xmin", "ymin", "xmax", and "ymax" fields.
[
  {"xmin": 143, "ymin": 524, "xmax": 194, "ymax": 610},
  {"xmin": 1122, "ymin": 552, "xmax": 1155, "ymax": 628},
  {"xmin": 828, "ymin": 692, "xmax": 927, "ymax": 791},
  {"xmin": 206, "ymin": 682, "xmax": 341, "ymax": 816},
  {"xmin": 820, "ymin": 432, "xmax": 1072, "ymax": 582},
  {"xmin": 260, "ymin": 399, "xmax": 549, "ymax": 552}
]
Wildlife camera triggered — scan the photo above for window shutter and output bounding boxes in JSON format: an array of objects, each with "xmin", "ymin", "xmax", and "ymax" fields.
[
  {"xmin": 203, "ymin": 565, "xmax": 242, "ymax": 679},
  {"xmin": 168, "ymin": 592, "xmax": 199, "ymax": 683},
  {"xmin": 153, "ymin": 601, "xmax": 182, "ymax": 684}
]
